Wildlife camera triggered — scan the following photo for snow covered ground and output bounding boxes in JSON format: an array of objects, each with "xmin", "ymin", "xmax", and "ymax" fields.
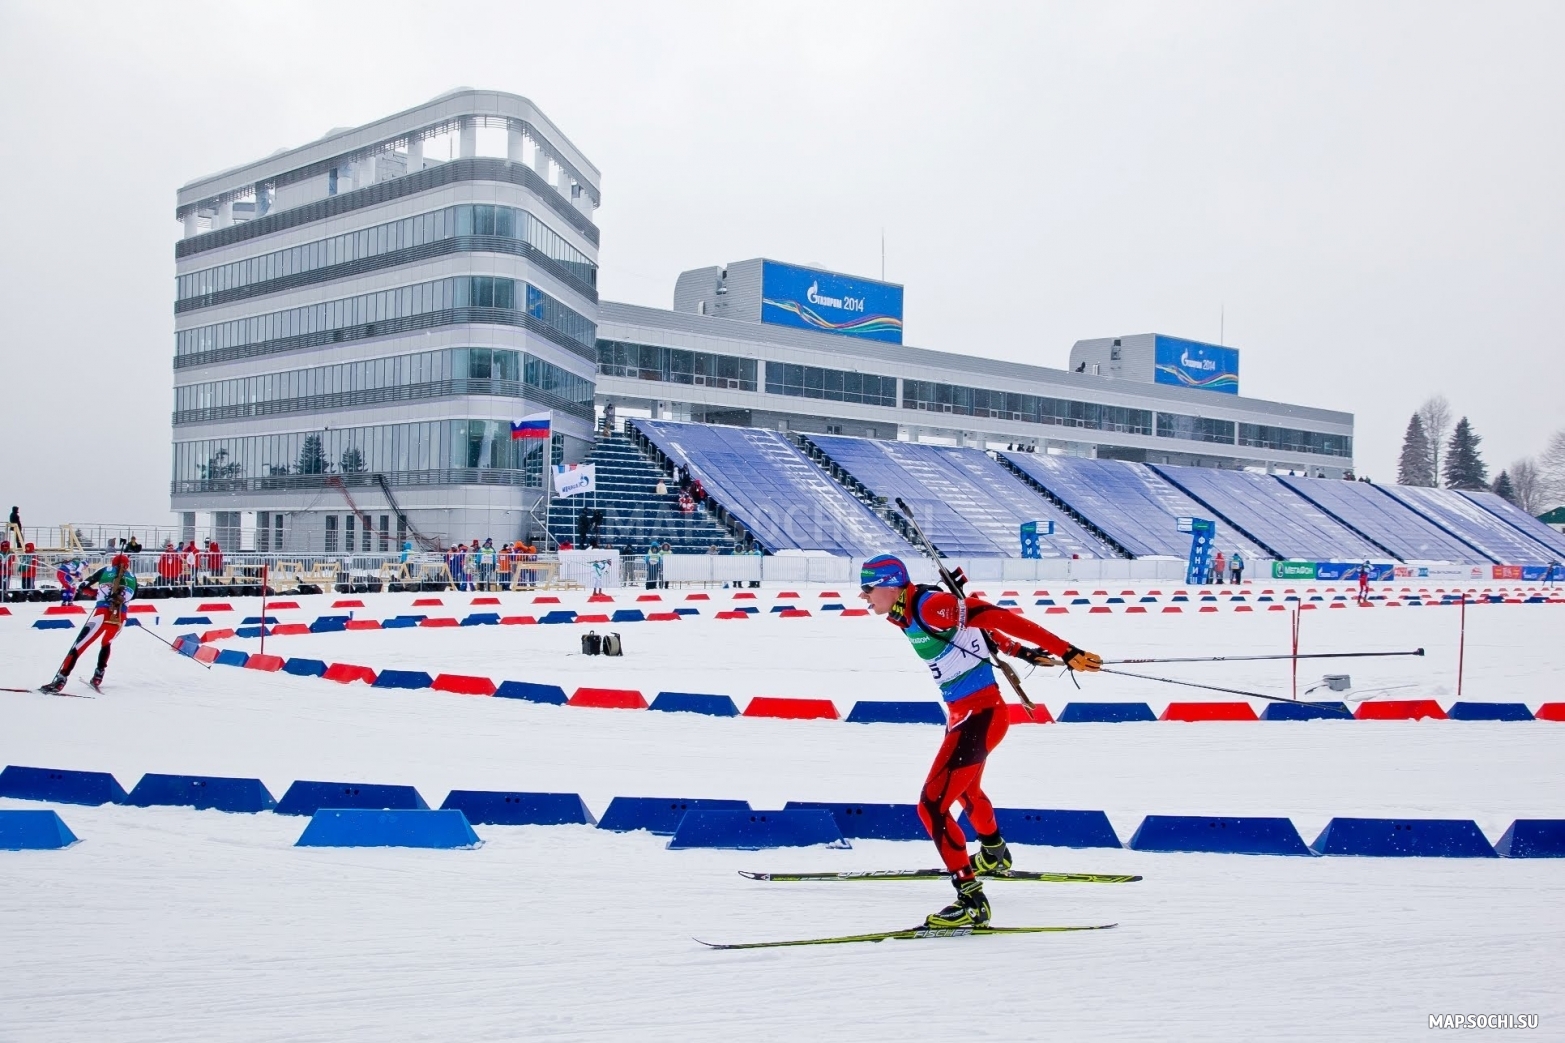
[{"xmin": 2, "ymin": 585, "xmax": 1562, "ymax": 1042}]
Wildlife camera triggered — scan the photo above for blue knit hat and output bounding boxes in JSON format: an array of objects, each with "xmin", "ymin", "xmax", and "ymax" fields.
[{"xmin": 860, "ymin": 554, "xmax": 910, "ymax": 589}]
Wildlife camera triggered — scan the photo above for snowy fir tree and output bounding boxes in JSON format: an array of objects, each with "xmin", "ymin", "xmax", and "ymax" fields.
[
  {"xmin": 297, "ymin": 434, "xmax": 330, "ymax": 475},
  {"xmin": 340, "ymin": 446, "xmax": 366, "ymax": 474},
  {"xmin": 1442, "ymin": 417, "xmax": 1489, "ymax": 490},
  {"xmin": 1396, "ymin": 413, "xmax": 1436, "ymax": 486},
  {"xmin": 1492, "ymin": 470, "xmax": 1515, "ymax": 504}
]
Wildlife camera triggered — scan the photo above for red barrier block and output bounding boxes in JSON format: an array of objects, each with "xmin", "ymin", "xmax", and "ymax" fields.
[
  {"xmin": 1235, "ymin": 606, "xmax": 1253, "ymax": 612},
  {"xmin": 1329, "ymin": 602, "xmax": 1347, "ymax": 609},
  {"xmin": 201, "ymin": 628, "xmax": 237, "ymax": 643},
  {"xmin": 323, "ymin": 663, "xmax": 377, "ymax": 685},
  {"xmin": 332, "ymin": 599, "xmax": 365, "ymax": 608},
  {"xmin": 270, "ymin": 623, "xmax": 310, "ymax": 636},
  {"xmin": 686, "ymin": 593, "xmax": 711, "ymax": 601},
  {"xmin": 637, "ymin": 594, "xmax": 663, "ymax": 602},
  {"xmin": 779, "ymin": 608, "xmax": 812, "ymax": 618},
  {"xmin": 1268, "ymin": 604, "xmax": 1287, "ymax": 611},
  {"xmin": 1161, "ymin": 701, "xmax": 1259, "ymax": 721},
  {"xmin": 715, "ymin": 611, "xmax": 749, "ymax": 620},
  {"xmin": 569, "ymin": 687, "xmax": 648, "ymax": 710},
  {"xmin": 1162, "ymin": 606, "xmax": 1182, "ymax": 613},
  {"xmin": 470, "ymin": 596, "xmax": 501, "ymax": 605},
  {"xmin": 1299, "ymin": 603, "xmax": 1317, "ymax": 610},
  {"xmin": 129, "ymin": 604, "xmax": 158, "ymax": 615},
  {"xmin": 732, "ymin": 592, "xmax": 757, "ymax": 600},
  {"xmin": 1089, "ymin": 606, "xmax": 1112, "ymax": 614},
  {"xmin": 1126, "ymin": 606, "xmax": 1148, "ymax": 613},
  {"xmin": 44, "ymin": 605, "xmax": 86, "ymax": 616},
  {"xmin": 268, "ymin": 601, "xmax": 301, "ymax": 610},
  {"xmin": 1046, "ymin": 607, "xmax": 1070, "ymax": 615},
  {"xmin": 646, "ymin": 612, "xmax": 681, "ymax": 621},
  {"xmin": 1355, "ymin": 699, "xmax": 1448, "ymax": 720},
  {"xmin": 588, "ymin": 594, "xmax": 614, "ymax": 604},
  {"xmin": 419, "ymin": 617, "xmax": 460, "ymax": 627},
  {"xmin": 244, "ymin": 654, "xmax": 286, "ymax": 673},
  {"xmin": 0, "ymin": 606, "xmax": 10, "ymax": 615},
  {"xmin": 432, "ymin": 673, "xmax": 496, "ymax": 697},
  {"xmin": 412, "ymin": 598, "xmax": 444, "ymax": 606},
  {"xmin": 193, "ymin": 646, "xmax": 220, "ymax": 664},
  {"xmin": 198, "ymin": 602, "xmax": 235, "ymax": 612},
  {"xmin": 1008, "ymin": 702, "xmax": 1055, "ymax": 724},
  {"xmin": 840, "ymin": 609, "xmax": 870, "ymax": 617},
  {"xmin": 575, "ymin": 613, "xmax": 612, "ymax": 623},
  {"xmin": 818, "ymin": 591, "xmax": 842, "ymax": 598},
  {"xmin": 1535, "ymin": 703, "xmax": 1565, "ymax": 721},
  {"xmin": 777, "ymin": 591, "xmax": 800, "ymax": 599},
  {"xmin": 532, "ymin": 595, "xmax": 561, "ymax": 604},
  {"xmin": 743, "ymin": 696, "xmax": 839, "ymax": 720},
  {"xmin": 500, "ymin": 615, "xmax": 538, "ymax": 625},
  {"xmin": 1199, "ymin": 606, "xmax": 1219, "ymax": 613},
  {"xmin": 345, "ymin": 619, "xmax": 382, "ymax": 631}
]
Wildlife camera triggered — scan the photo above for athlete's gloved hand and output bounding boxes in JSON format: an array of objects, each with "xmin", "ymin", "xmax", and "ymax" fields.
[
  {"xmin": 1016, "ymin": 646, "xmax": 1060, "ymax": 667},
  {"xmin": 1062, "ymin": 646, "xmax": 1103, "ymax": 672}
]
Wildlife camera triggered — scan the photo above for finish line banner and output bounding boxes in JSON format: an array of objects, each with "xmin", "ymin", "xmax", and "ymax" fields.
[{"xmin": 552, "ymin": 463, "xmax": 596, "ymax": 498}]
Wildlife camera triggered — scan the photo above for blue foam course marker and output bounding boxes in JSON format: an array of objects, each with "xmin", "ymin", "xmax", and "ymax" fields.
[
  {"xmin": 1495, "ymin": 820, "xmax": 1565, "ymax": 858},
  {"xmin": 611, "ymin": 609, "xmax": 646, "ymax": 623},
  {"xmin": 440, "ymin": 790, "xmax": 596, "ymax": 826},
  {"xmin": 295, "ymin": 808, "xmax": 481, "ymax": 849},
  {"xmin": 173, "ymin": 616, "xmax": 212, "ymax": 626},
  {"xmin": 958, "ymin": 808, "xmax": 1123, "ymax": 849},
  {"xmin": 845, "ymin": 701, "xmax": 946, "ymax": 725},
  {"xmin": 372, "ymin": 670, "xmax": 434, "ymax": 691},
  {"xmin": 494, "ymin": 680, "xmax": 568, "ymax": 704},
  {"xmin": 309, "ymin": 616, "xmax": 350, "ymax": 633},
  {"xmin": 242, "ymin": 616, "xmax": 281, "ymax": 624},
  {"xmin": 1058, "ymin": 702, "xmax": 1157, "ymax": 723},
  {"xmin": 33, "ymin": 619, "xmax": 73, "ymax": 630},
  {"xmin": 0, "ymin": 809, "xmax": 80, "ymax": 850},
  {"xmin": 283, "ymin": 658, "xmax": 328, "ymax": 677},
  {"xmin": 214, "ymin": 649, "xmax": 250, "ymax": 667},
  {"xmin": 274, "ymin": 780, "xmax": 429, "ymax": 816},
  {"xmin": 673, "ymin": 607, "xmax": 700, "ymax": 616},
  {"xmin": 1261, "ymin": 701, "xmax": 1353, "ymax": 721},
  {"xmin": 667, "ymin": 808, "xmax": 849, "ymax": 850},
  {"xmin": 540, "ymin": 610, "xmax": 577, "ymax": 624},
  {"xmin": 460, "ymin": 613, "xmax": 501, "ymax": 626},
  {"xmin": 381, "ymin": 616, "xmax": 424, "ymax": 629},
  {"xmin": 785, "ymin": 801, "xmax": 927, "ymax": 840},
  {"xmin": 0, "ymin": 765, "xmax": 126, "ymax": 805},
  {"xmin": 1128, "ymin": 815, "xmax": 1312, "ymax": 855},
  {"xmin": 649, "ymin": 692, "xmax": 741, "ymax": 716},
  {"xmin": 1310, "ymin": 817, "xmax": 1498, "ymax": 857},
  {"xmin": 597, "ymin": 797, "xmax": 751, "ymax": 835},
  {"xmin": 1445, "ymin": 702, "xmax": 1535, "ymax": 721},
  {"xmin": 234, "ymin": 626, "xmax": 269, "ymax": 639},
  {"xmin": 126, "ymin": 774, "xmax": 276, "ymax": 813}
]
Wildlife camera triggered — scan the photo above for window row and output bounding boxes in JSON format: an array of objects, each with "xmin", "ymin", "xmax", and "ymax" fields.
[
  {"xmin": 1238, "ymin": 424, "xmax": 1353, "ymax": 458},
  {"xmin": 175, "ymin": 276, "xmax": 596, "ymax": 357},
  {"xmin": 901, "ymin": 381, "xmax": 1154, "ymax": 435},
  {"xmin": 596, "ymin": 340, "xmax": 759, "ymax": 391},
  {"xmin": 177, "ymin": 203, "xmax": 596, "ymax": 301},
  {"xmin": 765, "ymin": 363, "xmax": 898, "ymax": 407},
  {"xmin": 1155, "ymin": 412, "xmax": 1237, "ymax": 445}
]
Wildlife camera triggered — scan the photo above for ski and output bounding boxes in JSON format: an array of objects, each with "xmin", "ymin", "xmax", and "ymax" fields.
[
  {"xmin": 1, "ymin": 685, "xmax": 93, "ymax": 699},
  {"xmin": 740, "ymin": 869, "xmax": 1141, "ymax": 884},
  {"xmin": 697, "ymin": 923, "xmax": 1117, "ymax": 950}
]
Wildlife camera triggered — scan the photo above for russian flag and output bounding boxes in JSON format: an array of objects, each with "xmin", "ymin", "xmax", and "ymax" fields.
[{"xmin": 510, "ymin": 412, "xmax": 551, "ymax": 440}]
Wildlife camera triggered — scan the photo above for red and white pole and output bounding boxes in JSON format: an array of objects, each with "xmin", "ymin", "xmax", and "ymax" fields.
[
  {"xmin": 1456, "ymin": 592, "xmax": 1466, "ymax": 697},
  {"xmin": 260, "ymin": 563, "xmax": 269, "ymax": 659}
]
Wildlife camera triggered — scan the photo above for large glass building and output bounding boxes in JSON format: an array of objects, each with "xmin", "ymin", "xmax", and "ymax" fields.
[{"xmin": 172, "ymin": 89, "xmax": 599, "ymax": 552}]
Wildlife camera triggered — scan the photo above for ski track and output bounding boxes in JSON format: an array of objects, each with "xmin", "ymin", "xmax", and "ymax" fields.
[{"xmin": 1, "ymin": 587, "xmax": 1561, "ymax": 1042}]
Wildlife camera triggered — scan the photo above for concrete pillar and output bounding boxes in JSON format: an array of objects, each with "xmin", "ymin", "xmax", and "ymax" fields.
[
  {"xmin": 182, "ymin": 211, "xmax": 199, "ymax": 238},
  {"xmin": 215, "ymin": 199, "xmax": 233, "ymax": 229},
  {"xmin": 458, "ymin": 121, "xmax": 477, "ymax": 158},
  {"xmin": 407, "ymin": 135, "xmax": 423, "ymax": 172},
  {"xmin": 507, "ymin": 127, "xmax": 524, "ymax": 163},
  {"xmin": 572, "ymin": 183, "xmax": 593, "ymax": 215}
]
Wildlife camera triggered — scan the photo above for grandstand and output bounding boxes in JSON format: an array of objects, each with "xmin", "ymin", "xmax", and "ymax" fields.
[
  {"xmin": 1377, "ymin": 485, "xmax": 1562, "ymax": 566},
  {"xmin": 1277, "ymin": 474, "xmax": 1486, "ymax": 563},
  {"xmin": 807, "ymin": 435, "xmax": 1111, "ymax": 559},
  {"xmin": 1459, "ymin": 491, "xmax": 1565, "ymax": 562}
]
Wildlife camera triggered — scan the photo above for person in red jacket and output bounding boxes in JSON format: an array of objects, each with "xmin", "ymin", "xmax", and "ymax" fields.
[{"xmin": 858, "ymin": 554, "xmax": 1103, "ymax": 929}]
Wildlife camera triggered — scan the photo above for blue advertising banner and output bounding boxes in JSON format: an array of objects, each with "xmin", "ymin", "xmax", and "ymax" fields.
[
  {"xmin": 1315, "ymin": 562, "xmax": 1396, "ymax": 582},
  {"xmin": 1177, "ymin": 517, "xmax": 1217, "ymax": 584},
  {"xmin": 1154, "ymin": 335, "xmax": 1239, "ymax": 395},
  {"xmin": 1019, "ymin": 520, "xmax": 1055, "ymax": 559},
  {"xmin": 760, "ymin": 261, "xmax": 904, "ymax": 343}
]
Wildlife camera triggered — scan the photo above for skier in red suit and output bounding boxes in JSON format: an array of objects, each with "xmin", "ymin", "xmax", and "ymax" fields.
[{"xmin": 858, "ymin": 554, "xmax": 1103, "ymax": 928}]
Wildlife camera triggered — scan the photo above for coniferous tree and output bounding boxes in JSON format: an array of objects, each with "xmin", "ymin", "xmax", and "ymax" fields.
[
  {"xmin": 1443, "ymin": 417, "xmax": 1489, "ymax": 490},
  {"xmin": 340, "ymin": 447, "xmax": 366, "ymax": 474},
  {"xmin": 297, "ymin": 434, "xmax": 330, "ymax": 475},
  {"xmin": 1396, "ymin": 413, "xmax": 1436, "ymax": 486},
  {"xmin": 1492, "ymin": 470, "xmax": 1515, "ymax": 504}
]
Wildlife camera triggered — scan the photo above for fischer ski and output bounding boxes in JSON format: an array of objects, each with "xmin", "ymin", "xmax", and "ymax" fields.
[
  {"xmin": 697, "ymin": 923, "xmax": 1118, "ymax": 950},
  {"xmin": 1, "ymin": 686, "xmax": 94, "ymax": 698},
  {"xmin": 740, "ymin": 869, "xmax": 1140, "ymax": 884}
]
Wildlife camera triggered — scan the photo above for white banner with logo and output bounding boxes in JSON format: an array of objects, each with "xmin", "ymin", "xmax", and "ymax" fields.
[{"xmin": 552, "ymin": 463, "xmax": 596, "ymax": 498}]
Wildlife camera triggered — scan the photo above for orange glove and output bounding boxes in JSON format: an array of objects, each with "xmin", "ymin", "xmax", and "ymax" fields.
[{"xmin": 1062, "ymin": 646, "xmax": 1103, "ymax": 672}]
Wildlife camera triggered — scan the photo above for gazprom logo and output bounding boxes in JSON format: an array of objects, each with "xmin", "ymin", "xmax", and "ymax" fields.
[
  {"xmin": 1181, "ymin": 349, "xmax": 1217, "ymax": 372},
  {"xmin": 806, "ymin": 280, "xmax": 864, "ymax": 313}
]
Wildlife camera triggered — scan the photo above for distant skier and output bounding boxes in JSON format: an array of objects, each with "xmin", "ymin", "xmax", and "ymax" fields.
[
  {"xmin": 1357, "ymin": 562, "xmax": 1372, "ymax": 603},
  {"xmin": 41, "ymin": 553, "xmax": 138, "ymax": 693},
  {"xmin": 55, "ymin": 559, "xmax": 84, "ymax": 605},
  {"xmin": 858, "ymin": 554, "xmax": 1102, "ymax": 929}
]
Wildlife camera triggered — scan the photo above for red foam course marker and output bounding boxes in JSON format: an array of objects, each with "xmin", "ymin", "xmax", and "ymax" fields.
[
  {"xmin": 840, "ymin": 608, "xmax": 870, "ymax": 617},
  {"xmin": 686, "ymin": 593, "xmax": 710, "ymax": 601},
  {"xmin": 268, "ymin": 601, "xmax": 300, "ymax": 610},
  {"xmin": 323, "ymin": 663, "xmax": 377, "ymax": 685},
  {"xmin": 1355, "ymin": 699, "xmax": 1448, "ymax": 721},
  {"xmin": 1008, "ymin": 702, "xmax": 1055, "ymax": 724},
  {"xmin": 192, "ymin": 646, "xmax": 220, "ymax": 664},
  {"xmin": 412, "ymin": 598, "xmax": 444, "ymax": 607},
  {"xmin": 732, "ymin": 592, "xmax": 757, "ymax": 600},
  {"xmin": 1161, "ymin": 701, "xmax": 1258, "ymax": 722},
  {"xmin": 332, "ymin": 600, "xmax": 365, "ymax": 609},
  {"xmin": 432, "ymin": 673, "xmax": 496, "ymax": 697},
  {"xmin": 743, "ymin": 696, "xmax": 839, "ymax": 720},
  {"xmin": 646, "ymin": 612, "xmax": 681, "ymax": 621},
  {"xmin": 715, "ymin": 611, "xmax": 749, "ymax": 620},
  {"xmin": 198, "ymin": 602, "xmax": 235, "ymax": 612},
  {"xmin": 270, "ymin": 623, "xmax": 310, "ymax": 636},
  {"xmin": 587, "ymin": 595, "xmax": 614, "ymax": 604},
  {"xmin": 419, "ymin": 618, "xmax": 460, "ymax": 627},
  {"xmin": 1536, "ymin": 703, "xmax": 1565, "ymax": 722},
  {"xmin": 637, "ymin": 594, "xmax": 663, "ymax": 602},
  {"xmin": 568, "ymin": 687, "xmax": 648, "ymax": 710},
  {"xmin": 243, "ymin": 654, "xmax": 286, "ymax": 672},
  {"xmin": 470, "ymin": 596, "xmax": 501, "ymax": 605},
  {"xmin": 779, "ymin": 609, "xmax": 812, "ymax": 618},
  {"xmin": 345, "ymin": 619, "xmax": 381, "ymax": 631},
  {"xmin": 533, "ymin": 596, "xmax": 562, "ymax": 604},
  {"xmin": 201, "ymin": 628, "xmax": 237, "ymax": 643},
  {"xmin": 44, "ymin": 605, "xmax": 86, "ymax": 616},
  {"xmin": 500, "ymin": 615, "xmax": 537, "ymax": 625},
  {"xmin": 575, "ymin": 614, "xmax": 612, "ymax": 623}
]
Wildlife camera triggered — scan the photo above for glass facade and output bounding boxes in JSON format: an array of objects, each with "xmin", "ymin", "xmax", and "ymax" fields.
[
  {"xmin": 176, "ymin": 203, "xmax": 596, "ymax": 303},
  {"xmin": 1156, "ymin": 412, "xmax": 1236, "ymax": 444},
  {"xmin": 596, "ymin": 340, "xmax": 758, "ymax": 390},
  {"xmin": 174, "ymin": 276, "xmax": 595, "ymax": 364},
  {"xmin": 902, "ymin": 380, "xmax": 1153, "ymax": 435},
  {"xmin": 1238, "ymin": 423, "xmax": 1353, "ymax": 458},
  {"xmin": 173, "ymin": 347, "xmax": 594, "ymax": 425},
  {"xmin": 764, "ymin": 363, "xmax": 897, "ymax": 406}
]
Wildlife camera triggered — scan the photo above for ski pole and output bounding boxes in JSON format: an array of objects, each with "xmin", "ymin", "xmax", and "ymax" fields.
[
  {"xmin": 1096, "ymin": 666, "xmax": 1355, "ymax": 717},
  {"xmin": 131, "ymin": 621, "xmax": 214, "ymax": 669},
  {"xmin": 1102, "ymin": 649, "xmax": 1424, "ymax": 666}
]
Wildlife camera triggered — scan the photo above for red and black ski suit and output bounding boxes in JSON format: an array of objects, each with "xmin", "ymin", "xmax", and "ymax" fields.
[{"xmin": 890, "ymin": 587, "xmax": 1072, "ymax": 878}]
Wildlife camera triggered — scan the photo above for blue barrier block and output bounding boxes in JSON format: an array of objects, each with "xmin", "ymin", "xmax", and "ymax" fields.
[
  {"xmin": 33, "ymin": 619, "xmax": 74, "ymax": 630},
  {"xmin": 597, "ymin": 796, "xmax": 751, "ymax": 835},
  {"xmin": 283, "ymin": 658, "xmax": 327, "ymax": 677},
  {"xmin": 173, "ymin": 633, "xmax": 200, "ymax": 656},
  {"xmin": 0, "ymin": 765, "xmax": 126, "ymax": 805},
  {"xmin": 1129, "ymin": 815, "xmax": 1311, "ymax": 855},
  {"xmin": 673, "ymin": 607, "xmax": 700, "ymax": 616},
  {"xmin": 173, "ymin": 616, "xmax": 212, "ymax": 626},
  {"xmin": 769, "ymin": 605, "xmax": 791, "ymax": 613},
  {"xmin": 235, "ymin": 625, "xmax": 270, "ymax": 639},
  {"xmin": 0, "ymin": 810, "xmax": 79, "ymax": 850},
  {"xmin": 243, "ymin": 616, "xmax": 281, "ymax": 624},
  {"xmin": 736, "ymin": 606, "xmax": 759, "ymax": 614},
  {"xmin": 372, "ymin": 670, "xmax": 434, "ymax": 691},
  {"xmin": 1496, "ymin": 820, "xmax": 1565, "ymax": 858},
  {"xmin": 440, "ymin": 790, "xmax": 596, "ymax": 826},
  {"xmin": 540, "ymin": 610, "xmax": 577, "ymax": 624},
  {"xmin": 959, "ymin": 808, "xmax": 1123, "ymax": 849},
  {"xmin": 650, "ymin": 692, "xmax": 740, "ymax": 716},
  {"xmin": 819, "ymin": 603, "xmax": 845, "ymax": 611},
  {"xmin": 461, "ymin": 613, "xmax": 501, "ymax": 626},
  {"xmin": 1261, "ymin": 701, "xmax": 1353, "ymax": 721},
  {"xmin": 309, "ymin": 616, "xmax": 349, "ymax": 633},
  {"xmin": 1058, "ymin": 702, "xmax": 1157, "ymax": 723},
  {"xmin": 126, "ymin": 774, "xmax": 276, "ymax": 813},
  {"xmin": 1310, "ymin": 817, "xmax": 1498, "ymax": 857},
  {"xmin": 295, "ymin": 808, "xmax": 480, "ymax": 849},
  {"xmin": 667, "ymin": 808, "xmax": 849, "ymax": 850},
  {"xmin": 214, "ymin": 649, "xmax": 250, "ymax": 668},
  {"xmin": 382, "ymin": 615, "xmax": 425, "ymax": 629},
  {"xmin": 494, "ymin": 680, "xmax": 568, "ymax": 704},
  {"xmin": 123, "ymin": 618, "xmax": 143, "ymax": 628},
  {"xmin": 274, "ymin": 780, "xmax": 429, "ymax": 816},
  {"xmin": 784, "ymin": 801, "xmax": 927, "ymax": 840},
  {"xmin": 1446, "ymin": 702, "xmax": 1535, "ymax": 721},
  {"xmin": 845, "ymin": 701, "xmax": 946, "ymax": 725},
  {"xmin": 611, "ymin": 609, "xmax": 646, "ymax": 623}
]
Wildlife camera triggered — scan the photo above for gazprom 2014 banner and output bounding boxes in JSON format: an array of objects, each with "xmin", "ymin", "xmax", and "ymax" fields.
[
  {"xmin": 760, "ymin": 261, "xmax": 903, "ymax": 343},
  {"xmin": 1154, "ymin": 335, "xmax": 1239, "ymax": 395}
]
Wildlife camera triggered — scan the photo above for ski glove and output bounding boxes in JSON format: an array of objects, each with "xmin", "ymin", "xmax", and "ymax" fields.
[
  {"xmin": 1062, "ymin": 646, "xmax": 1103, "ymax": 672},
  {"xmin": 1016, "ymin": 646, "xmax": 1061, "ymax": 667}
]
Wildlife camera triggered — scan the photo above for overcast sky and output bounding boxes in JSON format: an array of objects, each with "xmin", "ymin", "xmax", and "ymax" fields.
[{"xmin": 1, "ymin": 1, "xmax": 1561, "ymax": 524}]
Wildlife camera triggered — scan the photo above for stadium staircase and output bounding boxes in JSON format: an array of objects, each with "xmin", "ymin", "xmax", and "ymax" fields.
[{"xmin": 545, "ymin": 432, "xmax": 739, "ymax": 554}]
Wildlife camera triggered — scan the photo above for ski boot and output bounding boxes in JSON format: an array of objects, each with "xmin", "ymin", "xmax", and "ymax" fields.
[
  {"xmin": 972, "ymin": 838, "xmax": 1014, "ymax": 877},
  {"xmin": 88, "ymin": 670, "xmax": 105, "ymax": 693},
  {"xmin": 924, "ymin": 875, "xmax": 991, "ymax": 929},
  {"xmin": 39, "ymin": 673, "xmax": 68, "ymax": 694}
]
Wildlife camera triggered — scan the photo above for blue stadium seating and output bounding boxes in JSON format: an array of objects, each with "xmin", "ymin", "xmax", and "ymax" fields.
[
  {"xmin": 633, "ymin": 419, "xmax": 899, "ymax": 556},
  {"xmin": 1000, "ymin": 452, "xmax": 1268, "ymax": 560},
  {"xmin": 1458, "ymin": 491, "xmax": 1565, "ymax": 560},
  {"xmin": 1377, "ymin": 485, "xmax": 1557, "ymax": 564},
  {"xmin": 1278, "ymin": 475, "xmax": 1488, "ymax": 562},
  {"xmin": 810, "ymin": 435, "xmax": 1107, "ymax": 558}
]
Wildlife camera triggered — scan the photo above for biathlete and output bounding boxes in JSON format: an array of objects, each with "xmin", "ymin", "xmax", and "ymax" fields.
[
  {"xmin": 858, "ymin": 554, "xmax": 1103, "ymax": 929},
  {"xmin": 41, "ymin": 553, "xmax": 138, "ymax": 693}
]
